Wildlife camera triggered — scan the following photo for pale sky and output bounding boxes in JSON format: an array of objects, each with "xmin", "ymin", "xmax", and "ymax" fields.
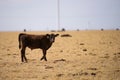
[{"xmin": 0, "ymin": 0, "xmax": 120, "ymax": 31}]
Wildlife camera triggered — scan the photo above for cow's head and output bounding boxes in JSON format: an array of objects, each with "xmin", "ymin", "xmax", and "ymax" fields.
[{"xmin": 46, "ymin": 34, "xmax": 59, "ymax": 43}]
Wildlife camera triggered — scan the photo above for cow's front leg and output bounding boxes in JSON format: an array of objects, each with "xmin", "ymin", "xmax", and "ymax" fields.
[{"xmin": 41, "ymin": 49, "xmax": 47, "ymax": 61}]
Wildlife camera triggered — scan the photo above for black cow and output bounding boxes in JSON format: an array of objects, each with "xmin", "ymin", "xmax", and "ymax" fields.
[{"xmin": 18, "ymin": 33, "xmax": 59, "ymax": 62}]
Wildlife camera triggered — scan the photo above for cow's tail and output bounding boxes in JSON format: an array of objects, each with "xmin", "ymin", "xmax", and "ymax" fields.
[{"xmin": 18, "ymin": 33, "xmax": 25, "ymax": 49}]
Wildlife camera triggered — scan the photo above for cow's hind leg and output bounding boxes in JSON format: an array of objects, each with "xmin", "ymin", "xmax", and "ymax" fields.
[
  {"xmin": 21, "ymin": 47, "xmax": 27, "ymax": 62},
  {"xmin": 41, "ymin": 49, "xmax": 47, "ymax": 61},
  {"xmin": 21, "ymin": 49, "xmax": 24, "ymax": 62}
]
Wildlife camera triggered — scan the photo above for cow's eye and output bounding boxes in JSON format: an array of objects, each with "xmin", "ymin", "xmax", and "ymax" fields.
[
  {"xmin": 46, "ymin": 34, "xmax": 50, "ymax": 39},
  {"xmin": 47, "ymin": 36, "xmax": 50, "ymax": 39}
]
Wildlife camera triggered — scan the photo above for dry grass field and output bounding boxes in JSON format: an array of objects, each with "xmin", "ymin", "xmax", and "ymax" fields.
[{"xmin": 0, "ymin": 30, "xmax": 120, "ymax": 80}]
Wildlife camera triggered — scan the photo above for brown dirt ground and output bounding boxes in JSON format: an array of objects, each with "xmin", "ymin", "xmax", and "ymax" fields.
[{"xmin": 0, "ymin": 30, "xmax": 120, "ymax": 80}]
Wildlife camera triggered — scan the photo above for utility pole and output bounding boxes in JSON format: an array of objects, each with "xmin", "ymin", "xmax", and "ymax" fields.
[{"xmin": 58, "ymin": 0, "xmax": 60, "ymax": 31}]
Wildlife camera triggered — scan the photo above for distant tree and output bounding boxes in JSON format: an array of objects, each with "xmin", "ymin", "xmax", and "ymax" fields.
[
  {"xmin": 61, "ymin": 28, "xmax": 66, "ymax": 32},
  {"xmin": 116, "ymin": 28, "xmax": 119, "ymax": 31},
  {"xmin": 101, "ymin": 28, "xmax": 104, "ymax": 31},
  {"xmin": 24, "ymin": 29, "xmax": 26, "ymax": 32},
  {"xmin": 77, "ymin": 29, "xmax": 79, "ymax": 31},
  {"xmin": 51, "ymin": 30, "xmax": 56, "ymax": 32}
]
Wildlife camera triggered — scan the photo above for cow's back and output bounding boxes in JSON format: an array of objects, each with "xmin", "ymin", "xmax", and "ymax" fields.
[{"xmin": 20, "ymin": 34, "xmax": 48, "ymax": 49}]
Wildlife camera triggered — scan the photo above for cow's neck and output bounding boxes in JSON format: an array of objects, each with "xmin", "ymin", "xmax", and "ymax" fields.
[{"xmin": 43, "ymin": 39, "xmax": 52, "ymax": 50}]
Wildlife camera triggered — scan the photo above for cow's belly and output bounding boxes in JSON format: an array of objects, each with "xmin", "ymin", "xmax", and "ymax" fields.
[{"xmin": 27, "ymin": 42, "xmax": 40, "ymax": 50}]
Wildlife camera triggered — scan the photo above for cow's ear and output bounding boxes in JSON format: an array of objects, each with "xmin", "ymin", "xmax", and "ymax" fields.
[
  {"xmin": 46, "ymin": 34, "xmax": 50, "ymax": 39},
  {"xmin": 55, "ymin": 34, "xmax": 59, "ymax": 37}
]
